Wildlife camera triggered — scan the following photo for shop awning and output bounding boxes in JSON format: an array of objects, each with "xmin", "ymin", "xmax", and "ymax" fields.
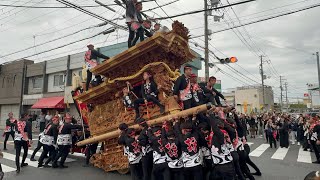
[{"xmin": 31, "ymin": 96, "xmax": 65, "ymax": 109}]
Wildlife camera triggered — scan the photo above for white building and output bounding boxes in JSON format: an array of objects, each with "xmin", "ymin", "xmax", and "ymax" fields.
[{"xmin": 235, "ymin": 85, "xmax": 274, "ymax": 113}]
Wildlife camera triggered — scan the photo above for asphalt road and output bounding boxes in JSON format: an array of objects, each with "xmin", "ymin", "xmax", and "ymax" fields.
[{"xmin": 0, "ymin": 133, "xmax": 318, "ymax": 180}]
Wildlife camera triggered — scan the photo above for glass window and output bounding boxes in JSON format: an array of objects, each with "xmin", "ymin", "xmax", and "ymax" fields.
[
  {"xmin": 53, "ymin": 75, "xmax": 64, "ymax": 86},
  {"xmin": 32, "ymin": 77, "xmax": 43, "ymax": 89}
]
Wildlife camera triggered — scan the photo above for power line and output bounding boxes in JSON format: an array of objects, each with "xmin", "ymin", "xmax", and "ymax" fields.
[
  {"xmin": 156, "ymin": 0, "xmax": 256, "ymax": 20},
  {"xmin": 0, "ymin": 0, "xmax": 156, "ymax": 8},
  {"xmin": 212, "ymin": 3, "xmax": 320, "ymax": 34},
  {"xmin": 21, "ymin": 28, "xmax": 115, "ymax": 59},
  {"xmin": 0, "ymin": 22, "xmax": 109, "ymax": 58}
]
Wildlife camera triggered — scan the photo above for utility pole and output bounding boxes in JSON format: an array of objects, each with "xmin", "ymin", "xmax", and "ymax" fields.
[
  {"xmin": 204, "ymin": 0, "xmax": 209, "ymax": 82},
  {"xmin": 280, "ymin": 76, "xmax": 283, "ymax": 112},
  {"xmin": 285, "ymin": 82, "xmax": 288, "ymax": 112},
  {"xmin": 260, "ymin": 55, "xmax": 265, "ymax": 111},
  {"xmin": 316, "ymin": 52, "xmax": 320, "ymax": 96}
]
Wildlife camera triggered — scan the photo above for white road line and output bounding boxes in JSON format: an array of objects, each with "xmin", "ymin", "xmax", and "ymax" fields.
[
  {"xmin": 271, "ymin": 147, "xmax": 289, "ymax": 160},
  {"xmin": 249, "ymin": 144, "xmax": 269, "ymax": 157},
  {"xmin": 1, "ymin": 164, "xmax": 16, "ymax": 173},
  {"xmin": 2, "ymin": 152, "xmax": 38, "ymax": 168},
  {"xmin": 246, "ymin": 142, "xmax": 254, "ymax": 146},
  {"xmin": 297, "ymin": 147, "xmax": 312, "ymax": 163}
]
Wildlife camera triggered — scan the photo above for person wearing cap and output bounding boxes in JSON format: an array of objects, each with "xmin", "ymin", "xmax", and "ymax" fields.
[
  {"xmin": 37, "ymin": 115, "xmax": 59, "ymax": 168},
  {"xmin": 136, "ymin": 118, "xmax": 153, "ymax": 180},
  {"xmin": 199, "ymin": 76, "xmax": 226, "ymax": 106},
  {"xmin": 173, "ymin": 65, "xmax": 196, "ymax": 110},
  {"xmin": 52, "ymin": 113, "xmax": 87, "ymax": 168},
  {"xmin": 207, "ymin": 111, "xmax": 236, "ymax": 180},
  {"xmin": 84, "ymin": 44, "xmax": 110, "ymax": 91},
  {"xmin": 118, "ymin": 128, "xmax": 143, "ymax": 180},
  {"xmin": 14, "ymin": 113, "xmax": 33, "ymax": 174},
  {"xmin": 161, "ymin": 120, "xmax": 183, "ymax": 180},
  {"xmin": 3, "ymin": 112, "xmax": 17, "ymax": 151},
  {"xmin": 146, "ymin": 125, "xmax": 169, "ymax": 180},
  {"xmin": 174, "ymin": 117, "xmax": 203, "ymax": 180}
]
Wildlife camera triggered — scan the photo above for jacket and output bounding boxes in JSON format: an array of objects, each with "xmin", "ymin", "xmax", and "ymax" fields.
[
  {"xmin": 199, "ymin": 82, "xmax": 225, "ymax": 100},
  {"xmin": 141, "ymin": 80, "xmax": 159, "ymax": 99}
]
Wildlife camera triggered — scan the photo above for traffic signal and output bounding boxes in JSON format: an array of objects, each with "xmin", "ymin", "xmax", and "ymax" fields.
[{"xmin": 219, "ymin": 57, "xmax": 238, "ymax": 64}]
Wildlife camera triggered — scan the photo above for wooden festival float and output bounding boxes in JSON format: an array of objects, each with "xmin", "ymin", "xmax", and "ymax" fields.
[{"xmin": 74, "ymin": 21, "xmax": 214, "ymax": 174}]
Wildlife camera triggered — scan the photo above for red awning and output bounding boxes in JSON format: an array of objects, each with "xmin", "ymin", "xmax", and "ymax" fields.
[{"xmin": 31, "ymin": 96, "xmax": 65, "ymax": 109}]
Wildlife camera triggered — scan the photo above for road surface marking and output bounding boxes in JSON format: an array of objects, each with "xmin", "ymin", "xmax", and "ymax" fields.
[
  {"xmin": 2, "ymin": 152, "xmax": 38, "ymax": 168},
  {"xmin": 1, "ymin": 164, "xmax": 16, "ymax": 173},
  {"xmin": 249, "ymin": 144, "xmax": 269, "ymax": 157},
  {"xmin": 247, "ymin": 142, "xmax": 254, "ymax": 146},
  {"xmin": 297, "ymin": 147, "xmax": 312, "ymax": 163},
  {"xmin": 271, "ymin": 147, "xmax": 289, "ymax": 160}
]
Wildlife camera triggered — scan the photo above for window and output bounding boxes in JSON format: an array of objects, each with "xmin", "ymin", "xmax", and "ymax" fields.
[
  {"xmin": 53, "ymin": 75, "xmax": 64, "ymax": 86},
  {"xmin": 32, "ymin": 77, "xmax": 43, "ymax": 89}
]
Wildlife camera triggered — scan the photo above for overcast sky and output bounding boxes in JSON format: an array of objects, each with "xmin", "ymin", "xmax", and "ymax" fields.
[{"xmin": 0, "ymin": 0, "xmax": 319, "ymax": 103}]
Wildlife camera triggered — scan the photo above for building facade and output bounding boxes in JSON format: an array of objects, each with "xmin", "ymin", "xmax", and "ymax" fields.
[
  {"xmin": 235, "ymin": 85, "xmax": 274, "ymax": 113},
  {"xmin": 0, "ymin": 59, "xmax": 33, "ymax": 128}
]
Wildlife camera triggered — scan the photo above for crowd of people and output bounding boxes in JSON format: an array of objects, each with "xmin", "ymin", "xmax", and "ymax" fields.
[
  {"xmin": 238, "ymin": 112, "xmax": 320, "ymax": 158},
  {"xmin": 1, "ymin": 110, "xmax": 95, "ymax": 174},
  {"xmin": 118, "ymin": 66, "xmax": 262, "ymax": 180}
]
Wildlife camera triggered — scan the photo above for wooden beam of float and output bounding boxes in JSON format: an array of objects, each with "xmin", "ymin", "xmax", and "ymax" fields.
[{"xmin": 76, "ymin": 103, "xmax": 214, "ymax": 146}]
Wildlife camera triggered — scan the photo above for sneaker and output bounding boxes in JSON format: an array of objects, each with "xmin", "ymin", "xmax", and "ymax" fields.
[
  {"xmin": 297, "ymin": 142, "xmax": 300, "ymax": 146},
  {"xmin": 30, "ymin": 158, "xmax": 37, "ymax": 161},
  {"xmin": 37, "ymin": 164, "xmax": 43, "ymax": 168},
  {"xmin": 312, "ymin": 161, "xmax": 320, "ymax": 164},
  {"xmin": 21, "ymin": 163, "xmax": 28, "ymax": 167},
  {"xmin": 16, "ymin": 168, "xmax": 20, "ymax": 174}
]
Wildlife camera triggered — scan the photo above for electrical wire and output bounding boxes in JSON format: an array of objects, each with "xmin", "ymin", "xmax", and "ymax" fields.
[{"xmin": 156, "ymin": 0, "xmax": 256, "ymax": 20}]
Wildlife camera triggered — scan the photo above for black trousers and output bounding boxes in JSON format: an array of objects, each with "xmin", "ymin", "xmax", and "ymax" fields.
[
  {"xmin": 231, "ymin": 151, "xmax": 245, "ymax": 180},
  {"xmin": 53, "ymin": 145, "xmax": 70, "ymax": 166},
  {"xmin": 210, "ymin": 162, "xmax": 235, "ymax": 180},
  {"xmin": 85, "ymin": 144, "xmax": 98, "ymax": 165},
  {"xmin": 203, "ymin": 159, "xmax": 213, "ymax": 180},
  {"xmin": 132, "ymin": 27, "xmax": 145, "ymax": 46},
  {"xmin": 134, "ymin": 95, "xmax": 162, "ymax": 118},
  {"xmin": 238, "ymin": 150, "xmax": 255, "ymax": 180},
  {"xmin": 183, "ymin": 98, "xmax": 198, "ymax": 110},
  {"xmin": 31, "ymin": 140, "xmax": 43, "ymax": 159},
  {"xmin": 129, "ymin": 162, "xmax": 143, "ymax": 180},
  {"xmin": 171, "ymin": 168, "xmax": 183, "ymax": 180},
  {"xmin": 311, "ymin": 140, "xmax": 320, "ymax": 161},
  {"xmin": 264, "ymin": 130, "xmax": 269, "ymax": 143},
  {"xmin": 127, "ymin": 23, "xmax": 135, "ymax": 48},
  {"xmin": 184, "ymin": 165, "xmax": 203, "ymax": 180},
  {"xmin": 268, "ymin": 134, "xmax": 277, "ymax": 148},
  {"xmin": 14, "ymin": 140, "xmax": 28, "ymax": 169},
  {"xmin": 142, "ymin": 152, "xmax": 153, "ymax": 180},
  {"xmin": 39, "ymin": 122, "xmax": 45, "ymax": 132},
  {"xmin": 4, "ymin": 132, "xmax": 14, "ymax": 149},
  {"xmin": 152, "ymin": 163, "xmax": 170, "ymax": 180},
  {"xmin": 38, "ymin": 145, "xmax": 56, "ymax": 165}
]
